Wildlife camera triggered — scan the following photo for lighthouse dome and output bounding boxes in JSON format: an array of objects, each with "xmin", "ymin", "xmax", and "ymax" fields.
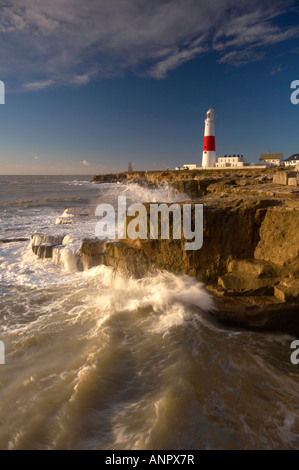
[{"xmin": 207, "ymin": 109, "xmax": 214, "ymax": 119}]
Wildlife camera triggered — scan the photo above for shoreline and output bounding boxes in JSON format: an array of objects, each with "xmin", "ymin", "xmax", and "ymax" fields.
[{"xmin": 31, "ymin": 168, "xmax": 299, "ymax": 336}]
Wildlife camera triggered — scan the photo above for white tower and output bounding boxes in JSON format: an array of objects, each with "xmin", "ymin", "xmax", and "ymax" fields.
[{"xmin": 202, "ymin": 109, "xmax": 216, "ymax": 168}]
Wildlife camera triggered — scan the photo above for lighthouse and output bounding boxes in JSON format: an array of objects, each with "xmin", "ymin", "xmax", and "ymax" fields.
[{"xmin": 202, "ymin": 109, "xmax": 216, "ymax": 168}]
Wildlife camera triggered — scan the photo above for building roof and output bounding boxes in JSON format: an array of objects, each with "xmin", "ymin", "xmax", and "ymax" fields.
[
  {"xmin": 284, "ymin": 154, "xmax": 299, "ymax": 162},
  {"xmin": 259, "ymin": 153, "xmax": 282, "ymax": 161}
]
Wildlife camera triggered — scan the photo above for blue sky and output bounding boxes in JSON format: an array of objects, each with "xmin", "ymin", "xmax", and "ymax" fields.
[{"xmin": 0, "ymin": 0, "xmax": 299, "ymax": 174}]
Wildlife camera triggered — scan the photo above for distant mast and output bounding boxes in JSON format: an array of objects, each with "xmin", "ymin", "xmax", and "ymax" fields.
[
  {"xmin": 202, "ymin": 109, "xmax": 216, "ymax": 168},
  {"xmin": 128, "ymin": 162, "xmax": 133, "ymax": 172}
]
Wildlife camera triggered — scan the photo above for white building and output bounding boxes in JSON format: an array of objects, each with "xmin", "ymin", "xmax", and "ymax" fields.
[
  {"xmin": 283, "ymin": 154, "xmax": 299, "ymax": 167},
  {"xmin": 259, "ymin": 152, "xmax": 282, "ymax": 167},
  {"xmin": 175, "ymin": 164, "xmax": 197, "ymax": 170},
  {"xmin": 216, "ymin": 154, "xmax": 249, "ymax": 168},
  {"xmin": 182, "ymin": 164, "xmax": 197, "ymax": 170}
]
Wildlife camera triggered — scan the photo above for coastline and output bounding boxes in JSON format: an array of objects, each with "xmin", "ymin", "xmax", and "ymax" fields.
[
  {"xmin": 30, "ymin": 168, "xmax": 299, "ymax": 335},
  {"xmin": 1, "ymin": 172, "xmax": 299, "ymax": 450}
]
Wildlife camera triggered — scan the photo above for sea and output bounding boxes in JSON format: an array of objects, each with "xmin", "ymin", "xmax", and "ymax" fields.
[{"xmin": 0, "ymin": 175, "xmax": 298, "ymax": 450}]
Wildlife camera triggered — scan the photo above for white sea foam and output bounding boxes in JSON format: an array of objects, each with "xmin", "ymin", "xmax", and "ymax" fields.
[
  {"xmin": 1, "ymin": 175, "xmax": 298, "ymax": 451},
  {"xmin": 53, "ymin": 242, "xmax": 82, "ymax": 272},
  {"xmin": 85, "ymin": 266, "xmax": 214, "ymax": 313},
  {"xmin": 96, "ymin": 182, "xmax": 190, "ymax": 204}
]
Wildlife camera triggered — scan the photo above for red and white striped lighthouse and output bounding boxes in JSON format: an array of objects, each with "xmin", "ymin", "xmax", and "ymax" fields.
[{"xmin": 202, "ymin": 109, "xmax": 216, "ymax": 168}]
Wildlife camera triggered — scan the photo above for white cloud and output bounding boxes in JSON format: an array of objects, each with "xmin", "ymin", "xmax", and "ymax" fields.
[
  {"xmin": 24, "ymin": 79, "xmax": 54, "ymax": 91},
  {"xmin": 270, "ymin": 64, "xmax": 288, "ymax": 75},
  {"xmin": 0, "ymin": 0, "xmax": 298, "ymax": 90},
  {"xmin": 213, "ymin": 8, "xmax": 299, "ymax": 52},
  {"xmin": 71, "ymin": 73, "xmax": 93, "ymax": 86},
  {"xmin": 218, "ymin": 48, "xmax": 265, "ymax": 66},
  {"xmin": 147, "ymin": 41, "xmax": 207, "ymax": 79},
  {"xmin": 80, "ymin": 160, "xmax": 90, "ymax": 166}
]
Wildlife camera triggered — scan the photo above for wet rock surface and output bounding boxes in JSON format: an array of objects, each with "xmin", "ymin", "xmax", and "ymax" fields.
[
  {"xmin": 31, "ymin": 243, "xmax": 57, "ymax": 259},
  {"xmin": 0, "ymin": 238, "xmax": 29, "ymax": 243}
]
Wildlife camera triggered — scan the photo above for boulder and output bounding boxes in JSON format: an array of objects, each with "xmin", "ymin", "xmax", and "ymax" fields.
[
  {"xmin": 79, "ymin": 238, "xmax": 107, "ymax": 268},
  {"xmin": 273, "ymin": 171, "xmax": 297, "ymax": 186},
  {"xmin": 288, "ymin": 177, "xmax": 298, "ymax": 187},
  {"xmin": 31, "ymin": 233, "xmax": 65, "ymax": 246},
  {"xmin": 32, "ymin": 244, "xmax": 56, "ymax": 258},
  {"xmin": 170, "ymin": 179, "xmax": 204, "ymax": 198},
  {"xmin": 218, "ymin": 274, "xmax": 275, "ymax": 296},
  {"xmin": 274, "ymin": 281, "xmax": 299, "ymax": 302},
  {"xmin": 273, "ymin": 172, "xmax": 288, "ymax": 185},
  {"xmin": 227, "ymin": 259, "xmax": 276, "ymax": 278},
  {"xmin": 254, "ymin": 207, "xmax": 299, "ymax": 266}
]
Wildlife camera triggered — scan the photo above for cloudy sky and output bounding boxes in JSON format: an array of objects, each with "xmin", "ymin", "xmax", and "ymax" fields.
[{"xmin": 0, "ymin": 0, "xmax": 299, "ymax": 174}]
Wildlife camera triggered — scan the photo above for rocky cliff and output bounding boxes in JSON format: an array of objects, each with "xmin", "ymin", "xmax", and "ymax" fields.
[{"xmin": 32, "ymin": 168, "xmax": 299, "ymax": 335}]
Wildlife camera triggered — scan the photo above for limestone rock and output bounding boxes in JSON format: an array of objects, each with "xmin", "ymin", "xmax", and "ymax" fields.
[
  {"xmin": 30, "ymin": 168, "xmax": 299, "ymax": 334},
  {"xmin": 218, "ymin": 274, "xmax": 275, "ymax": 296},
  {"xmin": 79, "ymin": 238, "xmax": 107, "ymax": 268},
  {"xmin": 274, "ymin": 281, "xmax": 299, "ymax": 302},
  {"xmin": 32, "ymin": 244, "xmax": 55, "ymax": 258},
  {"xmin": 288, "ymin": 177, "xmax": 298, "ymax": 187},
  {"xmin": 89, "ymin": 168, "xmax": 299, "ymax": 335},
  {"xmin": 273, "ymin": 171, "xmax": 297, "ymax": 186},
  {"xmin": 31, "ymin": 232, "xmax": 66, "ymax": 246},
  {"xmin": 273, "ymin": 172, "xmax": 288, "ymax": 185},
  {"xmin": 254, "ymin": 207, "xmax": 299, "ymax": 266},
  {"xmin": 211, "ymin": 293, "xmax": 299, "ymax": 335},
  {"xmin": 0, "ymin": 238, "xmax": 29, "ymax": 243},
  {"xmin": 227, "ymin": 259, "xmax": 276, "ymax": 278}
]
